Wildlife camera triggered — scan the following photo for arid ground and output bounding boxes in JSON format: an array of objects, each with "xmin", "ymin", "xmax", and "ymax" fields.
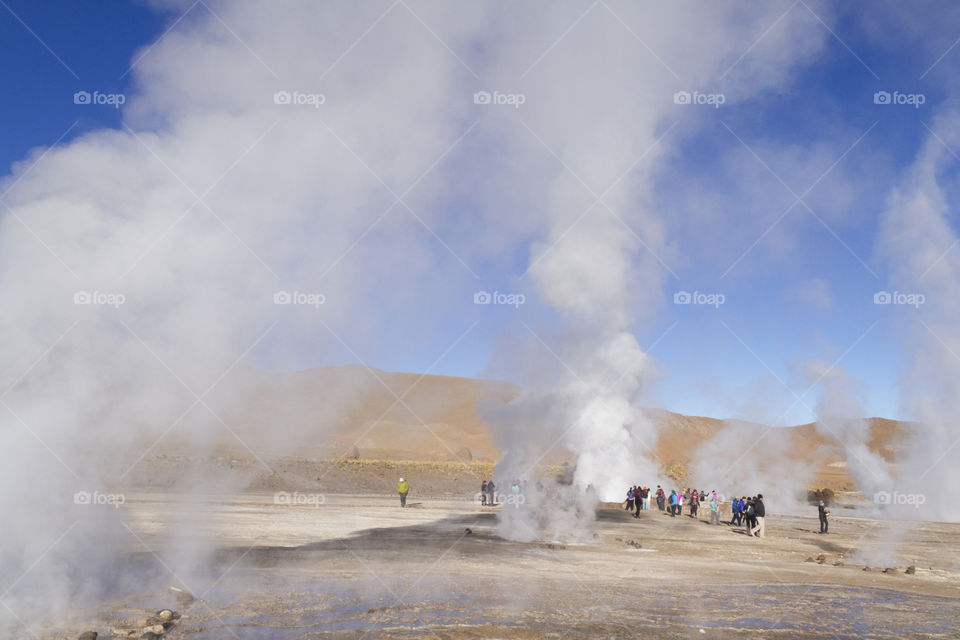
[
  {"xmin": 32, "ymin": 369, "xmax": 948, "ymax": 639},
  {"xmin": 43, "ymin": 481, "xmax": 960, "ymax": 639}
]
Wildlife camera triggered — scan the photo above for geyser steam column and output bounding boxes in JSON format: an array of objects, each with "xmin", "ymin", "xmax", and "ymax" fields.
[
  {"xmin": 474, "ymin": 0, "xmax": 832, "ymax": 542},
  {"xmin": 491, "ymin": 194, "xmax": 665, "ymax": 541}
]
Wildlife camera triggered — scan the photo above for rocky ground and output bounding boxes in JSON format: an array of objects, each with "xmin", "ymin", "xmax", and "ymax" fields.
[{"xmin": 38, "ymin": 490, "xmax": 960, "ymax": 640}]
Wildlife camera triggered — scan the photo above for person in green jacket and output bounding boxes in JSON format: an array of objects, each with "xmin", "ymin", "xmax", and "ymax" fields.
[{"xmin": 397, "ymin": 477, "xmax": 409, "ymax": 507}]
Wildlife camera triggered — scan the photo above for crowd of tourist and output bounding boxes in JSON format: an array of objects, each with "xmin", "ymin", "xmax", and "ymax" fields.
[{"xmin": 629, "ymin": 485, "xmax": 767, "ymax": 537}]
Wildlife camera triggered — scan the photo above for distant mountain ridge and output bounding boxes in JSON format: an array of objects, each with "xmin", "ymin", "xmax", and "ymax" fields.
[{"xmin": 176, "ymin": 365, "xmax": 911, "ymax": 491}]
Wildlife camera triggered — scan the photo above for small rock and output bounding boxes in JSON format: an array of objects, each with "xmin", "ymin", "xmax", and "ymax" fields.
[
  {"xmin": 156, "ymin": 609, "xmax": 178, "ymax": 622},
  {"xmin": 464, "ymin": 528, "xmax": 472, "ymax": 535},
  {"xmin": 863, "ymin": 566, "xmax": 873, "ymax": 572},
  {"xmin": 804, "ymin": 557, "xmax": 816, "ymax": 563},
  {"xmin": 816, "ymin": 554, "xmax": 826, "ymax": 564},
  {"xmin": 78, "ymin": 632, "xmax": 98, "ymax": 640},
  {"xmin": 906, "ymin": 565, "xmax": 916, "ymax": 575},
  {"xmin": 141, "ymin": 624, "xmax": 165, "ymax": 635},
  {"xmin": 833, "ymin": 561, "xmax": 844, "ymax": 567},
  {"xmin": 140, "ymin": 633, "xmax": 161, "ymax": 640}
]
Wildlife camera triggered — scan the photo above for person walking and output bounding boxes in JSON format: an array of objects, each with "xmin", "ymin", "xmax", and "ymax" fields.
[
  {"xmin": 644, "ymin": 486, "xmax": 652, "ymax": 511},
  {"xmin": 397, "ymin": 477, "xmax": 409, "ymax": 507},
  {"xmin": 751, "ymin": 494, "xmax": 766, "ymax": 538},
  {"xmin": 625, "ymin": 486, "xmax": 635, "ymax": 512},
  {"xmin": 690, "ymin": 489, "xmax": 699, "ymax": 518},
  {"xmin": 657, "ymin": 486, "xmax": 665, "ymax": 511},
  {"xmin": 487, "ymin": 479, "xmax": 496, "ymax": 506},
  {"xmin": 481, "ymin": 480, "xmax": 487, "ymax": 506},
  {"xmin": 677, "ymin": 490, "xmax": 684, "ymax": 516},
  {"xmin": 744, "ymin": 497, "xmax": 756, "ymax": 534},
  {"xmin": 668, "ymin": 490, "xmax": 677, "ymax": 516},
  {"xmin": 818, "ymin": 499, "xmax": 829, "ymax": 534},
  {"xmin": 709, "ymin": 492, "xmax": 720, "ymax": 524}
]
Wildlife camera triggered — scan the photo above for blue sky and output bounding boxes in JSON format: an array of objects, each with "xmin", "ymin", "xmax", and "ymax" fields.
[{"xmin": 1, "ymin": 1, "xmax": 957, "ymax": 426}]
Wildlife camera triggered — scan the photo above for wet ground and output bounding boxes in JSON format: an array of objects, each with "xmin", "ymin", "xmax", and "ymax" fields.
[{"xmin": 40, "ymin": 494, "xmax": 960, "ymax": 638}]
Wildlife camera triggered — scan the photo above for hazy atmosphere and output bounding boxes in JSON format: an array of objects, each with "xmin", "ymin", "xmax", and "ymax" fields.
[{"xmin": 2, "ymin": 1, "xmax": 960, "ymax": 638}]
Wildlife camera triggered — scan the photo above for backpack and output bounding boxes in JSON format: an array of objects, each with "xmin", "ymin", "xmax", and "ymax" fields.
[{"xmin": 746, "ymin": 504, "xmax": 755, "ymax": 517}]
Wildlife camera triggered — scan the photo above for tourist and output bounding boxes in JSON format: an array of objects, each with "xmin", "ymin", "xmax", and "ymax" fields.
[
  {"xmin": 625, "ymin": 486, "xmax": 635, "ymax": 512},
  {"xmin": 668, "ymin": 489, "xmax": 677, "ymax": 516},
  {"xmin": 690, "ymin": 489, "xmax": 699, "ymax": 518},
  {"xmin": 481, "ymin": 480, "xmax": 487, "ymax": 506},
  {"xmin": 750, "ymin": 494, "xmax": 766, "ymax": 538},
  {"xmin": 487, "ymin": 479, "xmax": 496, "ymax": 506},
  {"xmin": 677, "ymin": 489, "xmax": 684, "ymax": 516},
  {"xmin": 729, "ymin": 496, "xmax": 742, "ymax": 526},
  {"xmin": 818, "ymin": 499, "xmax": 829, "ymax": 534},
  {"xmin": 709, "ymin": 492, "xmax": 720, "ymax": 524},
  {"xmin": 744, "ymin": 497, "xmax": 756, "ymax": 534},
  {"xmin": 397, "ymin": 477, "xmax": 409, "ymax": 507},
  {"xmin": 656, "ymin": 486, "xmax": 665, "ymax": 511}
]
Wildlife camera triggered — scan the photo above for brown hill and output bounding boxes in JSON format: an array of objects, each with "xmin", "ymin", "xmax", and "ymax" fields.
[{"xmin": 178, "ymin": 366, "xmax": 911, "ymax": 492}]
